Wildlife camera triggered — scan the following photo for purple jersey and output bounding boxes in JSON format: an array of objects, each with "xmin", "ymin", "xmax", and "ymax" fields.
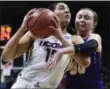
[{"xmin": 65, "ymin": 36, "xmax": 104, "ymax": 89}]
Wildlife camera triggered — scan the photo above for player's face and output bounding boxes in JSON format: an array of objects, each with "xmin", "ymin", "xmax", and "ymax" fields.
[
  {"xmin": 54, "ymin": 3, "xmax": 71, "ymax": 25},
  {"xmin": 75, "ymin": 9, "xmax": 94, "ymax": 32}
]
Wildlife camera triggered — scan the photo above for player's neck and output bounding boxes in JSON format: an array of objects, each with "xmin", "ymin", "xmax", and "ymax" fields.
[
  {"xmin": 60, "ymin": 23, "xmax": 68, "ymax": 34},
  {"xmin": 77, "ymin": 30, "xmax": 92, "ymax": 38},
  {"xmin": 62, "ymin": 27, "xmax": 67, "ymax": 35}
]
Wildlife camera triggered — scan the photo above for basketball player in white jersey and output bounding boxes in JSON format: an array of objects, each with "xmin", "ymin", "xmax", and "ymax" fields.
[{"xmin": 1, "ymin": 2, "xmax": 88, "ymax": 89}]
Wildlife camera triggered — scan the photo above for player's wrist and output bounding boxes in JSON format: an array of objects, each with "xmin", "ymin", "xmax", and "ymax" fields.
[
  {"xmin": 55, "ymin": 32, "xmax": 64, "ymax": 40},
  {"xmin": 1, "ymin": 60, "xmax": 9, "ymax": 65},
  {"xmin": 18, "ymin": 26, "xmax": 28, "ymax": 34},
  {"xmin": 19, "ymin": 25, "xmax": 28, "ymax": 31},
  {"xmin": 56, "ymin": 49, "xmax": 63, "ymax": 55},
  {"xmin": 57, "ymin": 49, "xmax": 65, "ymax": 55}
]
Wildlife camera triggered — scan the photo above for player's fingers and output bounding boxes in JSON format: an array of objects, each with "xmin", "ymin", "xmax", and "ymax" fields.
[
  {"xmin": 74, "ymin": 62, "xmax": 78, "ymax": 70},
  {"xmin": 51, "ymin": 61, "xmax": 56, "ymax": 71},
  {"xmin": 48, "ymin": 26, "xmax": 55, "ymax": 30},
  {"xmin": 51, "ymin": 17, "xmax": 58, "ymax": 28},
  {"xmin": 47, "ymin": 26, "xmax": 57, "ymax": 34},
  {"xmin": 27, "ymin": 8, "xmax": 37, "ymax": 16},
  {"xmin": 70, "ymin": 68, "xmax": 77, "ymax": 75},
  {"xmin": 46, "ymin": 59, "xmax": 51, "ymax": 67},
  {"xmin": 70, "ymin": 62, "xmax": 77, "ymax": 75},
  {"xmin": 54, "ymin": 15, "xmax": 60, "ymax": 24},
  {"xmin": 47, "ymin": 57, "xmax": 52, "ymax": 64},
  {"xmin": 46, "ymin": 60, "xmax": 55, "ymax": 70},
  {"xmin": 46, "ymin": 61, "xmax": 52, "ymax": 68},
  {"xmin": 48, "ymin": 62, "xmax": 54, "ymax": 71},
  {"xmin": 47, "ymin": 60, "xmax": 57, "ymax": 71},
  {"xmin": 48, "ymin": 26, "xmax": 61, "ymax": 36},
  {"xmin": 71, "ymin": 61, "xmax": 76, "ymax": 69},
  {"xmin": 78, "ymin": 64, "xmax": 85, "ymax": 74},
  {"xmin": 27, "ymin": 14, "xmax": 34, "ymax": 20},
  {"xmin": 70, "ymin": 69, "xmax": 77, "ymax": 75}
]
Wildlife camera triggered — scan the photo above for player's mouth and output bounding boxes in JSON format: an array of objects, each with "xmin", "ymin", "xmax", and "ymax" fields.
[
  {"xmin": 79, "ymin": 22, "xmax": 86, "ymax": 27},
  {"xmin": 64, "ymin": 14, "xmax": 70, "ymax": 19}
]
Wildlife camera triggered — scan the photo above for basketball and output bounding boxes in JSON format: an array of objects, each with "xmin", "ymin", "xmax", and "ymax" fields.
[{"xmin": 27, "ymin": 8, "xmax": 58, "ymax": 37}]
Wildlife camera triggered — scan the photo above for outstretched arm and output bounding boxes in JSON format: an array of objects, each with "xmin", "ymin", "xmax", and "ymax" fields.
[
  {"xmin": 54, "ymin": 34, "xmax": 101, "ymax": 68},
  {"xmin": 56, "ymin": 35, "xmax": 91, "ymax": 68},
  {"xmin": 46, "ymin": 35, "xmax": 91, "ymax": 70}
]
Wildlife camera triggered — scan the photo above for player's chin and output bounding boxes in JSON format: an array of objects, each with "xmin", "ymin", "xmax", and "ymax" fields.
[
  {"xmin": 62, "ymin": 20, "xmax": 70, "ymax": 26},
  {"xmin": 77, "ymin": 27, "xmax": 87, "ymax": 32}
]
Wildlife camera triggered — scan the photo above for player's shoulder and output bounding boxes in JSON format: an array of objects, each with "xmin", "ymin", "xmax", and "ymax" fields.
[
  {"xmin": 71, "ymin": 35, "xmax": 83, "ymax": 44},
  {"xmin": 89, "ymin": 33, "xmax": 102, "ymax": 40},
  {"xmin": 91, "ymin": 33, "xmax": 101, "ymax": 36},
  {"xmin": 72, "ymin": 35, "xmax": 82, "ymax": 39}
]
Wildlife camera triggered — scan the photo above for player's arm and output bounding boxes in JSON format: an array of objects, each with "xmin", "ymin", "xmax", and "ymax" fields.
[
  {"xmin": 57, "ymin": 34, "xmax": 101, "ymax": 55},
  {"xmin": 61, "ymin": 35, "xmax": 90, "ymax": 68},
  {"xmin": 1, "ymin": 8, "xmax": 36, "ymax": 64},
  {"xmin": 73, "ymin": 35, "xmax": 100, "ymax": 55},
  {"xmin": 71, "ymin": 35, "xmax": 91, "ymax": 68},
  {"xmin": 48, "ymin": 35, "xmax": 91, "ymax": 68},
  {"xmin": 88, "ymin": 33, "xmax": 102, "ymax": 53},
  {"xmin": 47, "ymin": 33, "xmax": 101, "ymax": 69},
  {"xmin": 57, "ymin": 35, "xmax": 84, "ymax": 55},
  {"xmin": 59, "ymin": 34, "xmax": 99, "ymax": 55},
  {"xmin": 58, "ymin": 34, "xmax": 100, "ymax": 67},
  {"xmin": 1, "ymin": 30, "xmax": 34, "ymax": 63},
  {"xmin": 14, "ymin": 31, "xmax": 35, "ymax": 58},
  {"xmin": 48, "ymin": 16, "xmax": 72, "ymax": 47},
  {"xmin": 72, "ymin": 34, "xmax": 102, "ymax": 67}
]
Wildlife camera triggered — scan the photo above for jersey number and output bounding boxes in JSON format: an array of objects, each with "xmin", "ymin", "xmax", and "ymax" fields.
[{"xmin": 45, "ymin": 48, "xmax": 57, "ymax": 62}]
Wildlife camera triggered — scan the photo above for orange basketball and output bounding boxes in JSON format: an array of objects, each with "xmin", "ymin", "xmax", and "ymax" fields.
[{"xmin": 27, "ymin": 8, "xmax": 58, "ymax": 37}]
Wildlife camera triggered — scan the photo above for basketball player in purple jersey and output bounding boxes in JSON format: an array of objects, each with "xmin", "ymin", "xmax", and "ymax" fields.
[
  {"xmin": 48, "ymin": 8, "xmax": 104, "ymax": 89},
  {"xmin": 66, "ymin": 8, "xmax": 104, "ymax": 89}
]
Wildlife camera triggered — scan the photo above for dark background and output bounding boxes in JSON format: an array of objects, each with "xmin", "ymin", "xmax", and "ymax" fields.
[{"xmin": 0, "ymin": 1, "xmax": 109, "ymax": 69}]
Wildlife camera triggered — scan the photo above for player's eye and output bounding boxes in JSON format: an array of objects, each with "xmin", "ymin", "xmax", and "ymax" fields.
[
  {"xmin": 84, "ymin": 15, "xmax": 90, "ymax": 20},
  {"xmin": 77, "ymin": 15, "xmax": 82, "ymax": 19},
  {"xmin": 59, "ymin": 5, "xmax": 65, "ymax": 10}
]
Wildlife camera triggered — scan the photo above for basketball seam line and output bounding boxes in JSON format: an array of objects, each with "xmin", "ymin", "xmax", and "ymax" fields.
[{"xmin": 33, "ymin": 10, "xmax": 51, "ymax": 30}]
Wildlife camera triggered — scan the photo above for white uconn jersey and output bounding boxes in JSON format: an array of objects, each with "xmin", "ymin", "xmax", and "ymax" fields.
[{"xmin": 18, "ymin": 33, "xmax": 72, "ymax": 88}]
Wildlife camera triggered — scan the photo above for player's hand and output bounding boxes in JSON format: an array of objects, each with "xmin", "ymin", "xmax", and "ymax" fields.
[
  {"xmin": 70, "ymin": 61, "xmax": 78, "ymax": 75},
  {"xmin": 77, "ymin": 64, "xmax": 86, "ymax": 74},
  {"xmin": 20, "ymin": 8, "xmax": 37, "ymax": 30},
  {"xmin": 48, "ymin": 15, "xmax": 64, "ymax": 39},
  {"xmin": 69, "ymin": 60, "xmax": 86, "ymax": 75},
  {"xmin": 46, "ymin": 52, "xmax": 62, "ymax": 71}
]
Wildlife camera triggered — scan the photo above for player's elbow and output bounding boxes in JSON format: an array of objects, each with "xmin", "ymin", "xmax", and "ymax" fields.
[{"xmin": 1, "ymin": 52, "xmax": 13, "ymax": 62}]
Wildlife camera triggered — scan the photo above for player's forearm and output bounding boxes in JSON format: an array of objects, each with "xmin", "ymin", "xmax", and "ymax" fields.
[
  {"xmin": 57, "ymin": 45, "xmax": 91, "ymax": 68},
  {"xmin": 1, "ymin": 27, "xmax": 27, "ymax": 62},
  {"xmin": 58, "ymin": 46, "xmax": 75, "ymax": 55},
  {"xmin": 74, "ymin": 39, "xmax": 98, "ymax": 55}
]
